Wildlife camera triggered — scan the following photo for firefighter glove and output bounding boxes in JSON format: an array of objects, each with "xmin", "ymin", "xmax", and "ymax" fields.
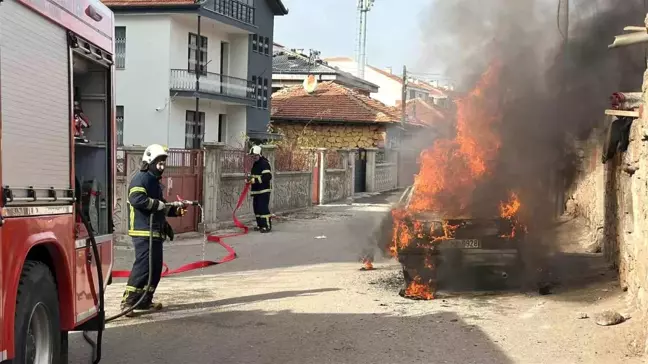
[{"xmin": 156, "ymin": 200, "xmax": 166, "ymax": 211}]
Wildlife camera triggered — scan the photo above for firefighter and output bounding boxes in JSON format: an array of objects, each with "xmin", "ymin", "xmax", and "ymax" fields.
[
  {"xmin": 248, "ymin": 145, "xmax": 273, "ymax": 233},
  {"xmin": 121, "ymin": 144, "xmax": 186, "ymax": 315}
]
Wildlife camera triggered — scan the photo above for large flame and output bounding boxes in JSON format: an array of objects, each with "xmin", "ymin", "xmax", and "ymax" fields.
[
  {"xmin": 391, "ymin": 64, "xmax": 525, "ymax": 300},
  {"xmin": 409, "ymin": 64, "xmax": 503, "ymax": 216}
]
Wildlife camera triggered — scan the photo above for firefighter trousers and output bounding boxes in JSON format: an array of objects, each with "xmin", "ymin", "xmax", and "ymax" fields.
[
  {"xmin": 122, "ymin": 236, "xmax": 164, "ymax": 306},
  {"xmin": 252, "ymin": 192, "xmax": 272, "ymax": 229}
]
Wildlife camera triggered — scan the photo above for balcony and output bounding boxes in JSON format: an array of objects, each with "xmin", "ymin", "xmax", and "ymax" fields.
[
  {"xmin": 170, "ymin": 69, "xmax": 255, "ymax": 105},
  {"xmin": 202, "ymin": 0, "xmax": 255, "ymax": 26}
]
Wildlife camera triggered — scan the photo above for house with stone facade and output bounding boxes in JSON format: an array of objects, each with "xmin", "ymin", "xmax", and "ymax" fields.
[{"xmin": 270, "ymin": 81, "xmax": 400, "ymax": 150}]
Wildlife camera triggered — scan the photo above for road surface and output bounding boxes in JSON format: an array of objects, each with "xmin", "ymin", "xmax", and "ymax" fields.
[{"xmin": 69, "ymin": 192, "xmax": 645, "ymax": 364}]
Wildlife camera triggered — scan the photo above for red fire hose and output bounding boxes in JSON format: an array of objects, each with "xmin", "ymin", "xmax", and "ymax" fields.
[{"xmin": 112, "ymin": 183, "xmax": 250, "ymax": 278}]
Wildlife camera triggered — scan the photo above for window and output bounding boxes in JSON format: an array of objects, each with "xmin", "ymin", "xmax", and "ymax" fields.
[
  {"xmin": 252, "ymin": 34, "xmax": 258, "ymax": 53},
  {"xmin": 116, "ymin": 106, "xmax": 124, "ymax": 146},
  {"xmin": 262, "ymin": 78, "xmax": 268, "ymax": 109},
  {"xmin": 263, "ymin": 37, "xmax": 269, "ymax": 56},
  {"xmin": 218, "ymin": 114, "xmax": 226, "ymax": 143},
  {"xmin": 185, "ymin": 110, "xmax": 205, "ymax": 149},
  {"xmin": 255, "ymin": 76, "xmax": 263, "ymax": 108},
  {"xmin": 115, "ymin": 27, "xmax": 126, "ymax": 69},
  {"xmin": 251, "ymin": 75, "xmax": 257, "ymax": 99},
  {"xmin": 409, "ymin": 90, "xmax": 416, "ymax": 100},
  {"xmin": 188, "ymin": 33, "xmax": 208, "ymax": 75}
]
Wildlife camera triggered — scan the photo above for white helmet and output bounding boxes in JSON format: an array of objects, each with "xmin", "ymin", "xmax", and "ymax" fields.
[
  {"xmin": 142, "ymin": 144, "xmax": 168, "ymax": 164},
  {"xmin": 249, "ymin": 145, "xmax": 262, "ymax": 155}
]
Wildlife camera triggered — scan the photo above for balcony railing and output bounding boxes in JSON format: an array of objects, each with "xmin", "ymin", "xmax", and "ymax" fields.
[
  {"xmin": 170, "ymin": 69, "xmax": 254, "ymax": 101},
  {"xmin": 202, "ymin": 0, "xmax": 255, "ymax": 25}
]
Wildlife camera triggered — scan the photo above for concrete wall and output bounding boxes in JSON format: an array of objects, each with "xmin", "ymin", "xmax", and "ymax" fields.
[
  {"xmin": 114, "ymin": 145, "xmax": 399, "ymax": 240},
  {"xmin": 115, "ymin": 15, "xmax": 172, "ymax": 147}
]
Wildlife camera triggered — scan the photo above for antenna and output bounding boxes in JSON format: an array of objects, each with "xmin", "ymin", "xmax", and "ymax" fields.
[{"xmin": 355, "ymin": 0, "xmax": 375, "ymax": 79}]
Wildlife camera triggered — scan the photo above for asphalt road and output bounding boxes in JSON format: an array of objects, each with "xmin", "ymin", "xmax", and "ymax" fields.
[{"xmin": 68, "ymin": 192, "xmax": 645, "ymax": 364}]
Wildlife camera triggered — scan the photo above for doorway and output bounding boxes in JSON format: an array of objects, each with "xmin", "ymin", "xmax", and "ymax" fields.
[
  {"xmin": 220, "ymin": 41, "xmax": 230, "ymax": 95},
  {"xmin": 355, "ymin": 149, "xmax": 367, "ymax": 193}
]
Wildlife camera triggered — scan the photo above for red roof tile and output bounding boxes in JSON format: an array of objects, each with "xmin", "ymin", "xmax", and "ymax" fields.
[
  {"xmin": 101, "ymin": 0, "xmax": 196, "ymax": 7},
  {"xmin": 405, "ymin": 98, "xmax": 448, "ymax": 128},
  {"xmin": 271, "ymin": 82, "xmax": 400, "ymax": 123}
]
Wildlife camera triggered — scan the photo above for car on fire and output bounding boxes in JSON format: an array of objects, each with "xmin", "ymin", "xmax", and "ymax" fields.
[{"xmin": 392, "ymin": 185, "xmax": 526, "ymax": 292}]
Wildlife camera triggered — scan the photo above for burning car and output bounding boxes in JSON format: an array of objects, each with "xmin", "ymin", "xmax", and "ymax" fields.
[{"xmin": 391, "ymin": 185, "xmax": 526, "ymax": 299}]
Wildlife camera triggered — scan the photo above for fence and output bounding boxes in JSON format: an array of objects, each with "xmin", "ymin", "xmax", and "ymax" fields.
[{"xmin": 113, "ymin": 144, "xmax": 400, "ymax": 241}]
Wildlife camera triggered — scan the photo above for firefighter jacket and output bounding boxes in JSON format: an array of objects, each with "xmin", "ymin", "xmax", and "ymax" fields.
[
  {"xmin": 127, "ymin": 170, "xmax": 181, "ymax": 238},
  {"xmin": 250, "ymin": 157, "xmax": 272, "ymax": 195}
]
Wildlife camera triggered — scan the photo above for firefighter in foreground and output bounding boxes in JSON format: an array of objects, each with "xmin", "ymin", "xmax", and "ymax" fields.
[
  {"xmin": 121, "ymin": 144, "xmax": 186, "ymax": 315},
  {"xmin": 249, "ymin": 145, "xmax": 273, "ymax": 233}
]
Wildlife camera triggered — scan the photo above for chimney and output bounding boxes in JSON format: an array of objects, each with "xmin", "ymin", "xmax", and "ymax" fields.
[{"xmin": 385, "ymin": 66, "xmax": 392, "ymax": 74}]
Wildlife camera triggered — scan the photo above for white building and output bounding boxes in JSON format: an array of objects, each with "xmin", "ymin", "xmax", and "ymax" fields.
[
  {"xmin": 107, "ymin": 0, "xmax": 288, "ymax": 149},
  {"xmin": 324, "ymin": 57, "xmax": 447, "ymax": 108}
]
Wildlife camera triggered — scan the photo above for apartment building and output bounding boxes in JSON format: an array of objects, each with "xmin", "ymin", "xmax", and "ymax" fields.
[{"xmin": 104, "ymin": 0, "xmax": 288, "ymax": 148}]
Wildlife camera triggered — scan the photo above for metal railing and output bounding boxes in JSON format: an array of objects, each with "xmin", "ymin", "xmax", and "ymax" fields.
[
  {"xmin": 170, "ymin": 69, "xmax": 255, "ymax": 100},
  {"xmin": 202, "ymin": 0, "xmax": 255, "ymax": 25}
]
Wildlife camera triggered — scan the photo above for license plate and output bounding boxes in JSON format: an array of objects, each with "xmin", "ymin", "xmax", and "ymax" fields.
[{"xmin": 445, "ymin": 239, "xmax": 481, "ymax": 249}]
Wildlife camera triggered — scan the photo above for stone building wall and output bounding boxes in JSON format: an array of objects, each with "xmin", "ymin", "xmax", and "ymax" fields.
[
  {"xmin": 271, "ymin": 121, "xmax": 387, "ymax": 149},
  {"xmin": 569, "ymin": 66, "xmax": 648, "ymax": 350}
]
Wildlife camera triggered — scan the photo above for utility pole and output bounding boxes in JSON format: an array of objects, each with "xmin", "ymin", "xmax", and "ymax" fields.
[
  {"xmin": 194, "ymin": 15, "xmax": 202, "ymax": 149},
  {"xmin": 555, "ymin": 0, "xmax": 569, "ymax": 217},
  {"xmin": 355, "ymin": 0, "xmax": 375, "ymax": 79},
  {"xmin": 401, "ymin": 65, "xmax": 407, "ymax": 129}
]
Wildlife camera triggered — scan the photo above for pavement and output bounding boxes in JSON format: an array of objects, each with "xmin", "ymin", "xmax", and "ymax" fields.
[{"xmin": 69, "ymin": 191, "xmax": 646, "ymax": 364}]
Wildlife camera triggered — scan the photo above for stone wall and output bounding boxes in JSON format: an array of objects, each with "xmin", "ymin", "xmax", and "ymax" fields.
[
  {"xmin": 568, "ymin": 64, "xmax": 648, "ymax": 349},
  {"xmin": 272, "ymin": 122, "xmax": 387, "ymax": 149}
]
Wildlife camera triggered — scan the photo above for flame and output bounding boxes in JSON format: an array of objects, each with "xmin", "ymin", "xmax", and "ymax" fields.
[
  {"xmin": 499, "ymin": 192, "xmax": 521, "ymax": 219},
  {"xmin": 408, "ymin": 64, "xmax": 502, "ymax": 216},
  {"xmin": 390, "ymin": 64, "xmax": 520, "ymax": 300},
  {"xmin": 403, "ymin": 277, "xmax": 434, "ymax": 300},
  {"xmin": 499, "ymin": 192, "xmax": 527, "ymax": 239},
  {"xmin": 361, "ymin": 258, "xmax": 374, "ymax": 270}
]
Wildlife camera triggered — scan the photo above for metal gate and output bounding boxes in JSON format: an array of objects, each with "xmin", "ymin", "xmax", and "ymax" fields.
[
  {"xmin": 163, "ymin": 149, "xmax": 204, "ymax": 233},
  {"xmin": 355, "ymin": 149, "xmax": 367, "ymax": 193}
]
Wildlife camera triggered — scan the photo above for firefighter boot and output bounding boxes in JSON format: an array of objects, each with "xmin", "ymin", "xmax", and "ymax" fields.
[{"xmin": 120, "ymin": 289, "xmax": 144, "ymax": 317}]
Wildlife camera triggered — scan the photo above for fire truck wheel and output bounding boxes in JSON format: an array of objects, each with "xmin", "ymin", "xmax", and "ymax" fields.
[{"xmin": 14, "ymin": 261, "xmax": 63, "ymax": 364}]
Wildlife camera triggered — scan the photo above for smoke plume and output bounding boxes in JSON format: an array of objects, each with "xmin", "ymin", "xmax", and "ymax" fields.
[{"xmin": 416, "ymin": 0, "xmax": 646, "ymax": 232}]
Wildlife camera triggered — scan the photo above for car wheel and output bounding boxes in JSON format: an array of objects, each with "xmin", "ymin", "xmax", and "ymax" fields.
[{"xmin": 14, "ymin": 261, "xmax": 63, "ymax": 364}]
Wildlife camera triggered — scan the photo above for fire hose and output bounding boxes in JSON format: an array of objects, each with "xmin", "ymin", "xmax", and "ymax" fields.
[{"xmin": 80, "ymin": 182, "xmax": 251, "ymax": 363}]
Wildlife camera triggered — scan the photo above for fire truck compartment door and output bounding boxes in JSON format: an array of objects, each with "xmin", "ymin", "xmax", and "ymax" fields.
[{"xmin": 0, "ymin": 0, "xmax": 71, "ymax": 190}]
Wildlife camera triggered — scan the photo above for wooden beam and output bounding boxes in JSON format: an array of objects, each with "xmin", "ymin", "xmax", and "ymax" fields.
[{"xmin": 605, "ymin": 109, "xmax": 640, "ymax": 118}]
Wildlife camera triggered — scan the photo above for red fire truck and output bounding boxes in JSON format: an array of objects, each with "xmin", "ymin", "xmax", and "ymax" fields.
[{"xmin": 0, "ymin": 0, "xmax": 116, "ymax": 362}]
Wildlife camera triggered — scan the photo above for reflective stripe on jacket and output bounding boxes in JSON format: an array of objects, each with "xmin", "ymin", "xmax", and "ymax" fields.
[
  {"xmin": 127, "ymin": 170, "xmax": 180, "ymax": 237},
  {"xmin": 250, "ymin": 157, "xmax": 272, "ymax": 195}
]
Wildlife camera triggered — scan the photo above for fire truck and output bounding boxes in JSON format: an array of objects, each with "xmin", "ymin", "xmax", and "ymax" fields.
[{"xmin": 0, "ymin": 0, "xmax": 116, "ymax": 362}]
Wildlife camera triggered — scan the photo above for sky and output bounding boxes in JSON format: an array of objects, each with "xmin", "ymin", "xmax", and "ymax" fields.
[{"xmin": 274, "ymin": 0, "xmax": 437, "ymax": 75}]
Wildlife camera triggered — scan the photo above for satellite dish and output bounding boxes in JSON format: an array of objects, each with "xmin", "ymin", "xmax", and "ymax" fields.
[{"xmin": 303, "ymin": 74, "xmax": 318, "ymax": 93}]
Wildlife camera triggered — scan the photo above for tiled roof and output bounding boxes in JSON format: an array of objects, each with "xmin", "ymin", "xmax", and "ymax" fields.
[
  {"xmin": 405, "ymin": 98, "xmax": 448, "ymax": 128},
  {"xmin": 101, "ymin": 0, "xmax": 196, "ymax": 6},
  {"xmin": 271, "ymin": 81, "xmax": 400, "ymax": 123}
]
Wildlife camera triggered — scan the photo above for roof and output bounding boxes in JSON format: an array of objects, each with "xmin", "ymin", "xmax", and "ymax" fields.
[
  {"xmin": 273, "ymin": 50, "xmax": 336, "ymax": 74},
  {"xmin": 409, "ymin": 80, "xmax": 447, "ymax": 98},
  {"xmin": 405, "ymin": 98, "xmax": 448, "ymax": 128},
  {"xmin": 271, "ymin": 82, "xmax": 400, "ymax": 123},
  {"xmin": 267, "ymin": 0, "xmax": 288, "ymax": 15}
]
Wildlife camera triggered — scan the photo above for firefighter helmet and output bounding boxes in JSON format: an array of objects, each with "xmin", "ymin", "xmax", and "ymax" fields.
[
  {"xmin": 249, "ymin": 145, "xmax": 262, "ymax": 155},
  {"xmin": 142, "ymin": 144, "xmax": 168, "ymax": 164}
]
